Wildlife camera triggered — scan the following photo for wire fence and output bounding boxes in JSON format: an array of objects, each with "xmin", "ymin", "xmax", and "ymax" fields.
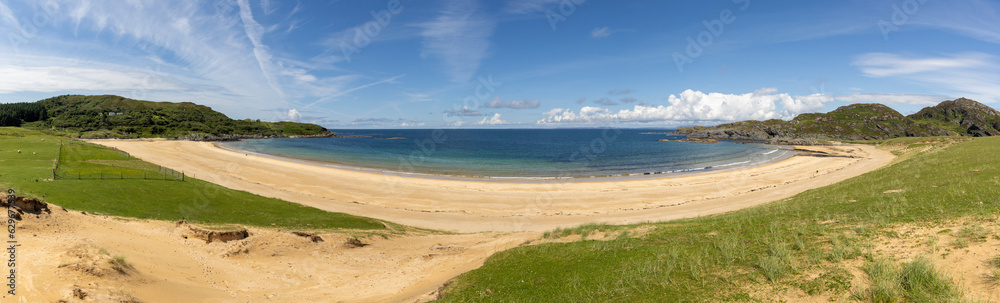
[{"xmin": 53, "ymin": 141, "xmax": 185, "ymax": 181}]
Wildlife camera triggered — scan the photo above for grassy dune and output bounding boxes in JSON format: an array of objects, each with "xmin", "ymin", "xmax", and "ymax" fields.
[
  {"xmin": 0, "ymin": 127, "xmax": 384, "ymax": 230},
  {"xmin": 438, "ymin": 137, "xmax": 999, "ymax": 302}
]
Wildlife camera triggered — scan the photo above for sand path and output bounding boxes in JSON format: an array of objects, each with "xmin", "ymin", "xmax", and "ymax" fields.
[{"xmin": 89, "ymin": 140, "xmax": 894, "ymax": 233}]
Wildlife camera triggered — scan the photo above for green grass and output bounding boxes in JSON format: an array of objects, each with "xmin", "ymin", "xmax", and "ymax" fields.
[
  {"xmin": 0, "ymin": 127, "xmax": 384, "ymax": 230},
  {"xmin": 437, "ymin": 137, "xmax": 1000, "ymax": 302}
]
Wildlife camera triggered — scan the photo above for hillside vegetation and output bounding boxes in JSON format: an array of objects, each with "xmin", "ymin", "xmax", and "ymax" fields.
[
  {"xmin": 0, "ymin": 95, "xmax": 330, "ymax": 139},
  {"xmin": 676, "ymin": 98, "xmax": 1000, "ymax": 142}
]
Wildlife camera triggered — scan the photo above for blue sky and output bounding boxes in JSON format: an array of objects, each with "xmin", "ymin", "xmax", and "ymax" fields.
[{"xmin": 0, "ymin": 0, "xmax": 998, "ymax": 128}]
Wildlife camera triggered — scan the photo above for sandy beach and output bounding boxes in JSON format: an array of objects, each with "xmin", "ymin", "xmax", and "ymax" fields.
[
  {"xmin": 11, "ymin": 139, "xmax": 896, "ymax": 302},
  {"xmin": 89, "ymin": 139, "xmax": 895, "ymax": 233}
]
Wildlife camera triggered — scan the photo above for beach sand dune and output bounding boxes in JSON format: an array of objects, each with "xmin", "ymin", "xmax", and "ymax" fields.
[
  {"xmin": 90, "ymin": 140, "xmax": 894, "ymax": 233},
  {"xmin": 14, "ymin": 207, "xmax": 534, "ymax": 302}
]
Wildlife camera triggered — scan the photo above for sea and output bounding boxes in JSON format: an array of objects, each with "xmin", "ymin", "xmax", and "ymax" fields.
[{"xmin": 219, "ymin": 128, "xmax": 793, "ymax": 180}]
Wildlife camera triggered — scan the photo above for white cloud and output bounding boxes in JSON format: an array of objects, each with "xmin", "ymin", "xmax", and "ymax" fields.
[
  {"xmin": 0, "ymin": 1, "xmax": 392, "ymax": 120},
  {"xmin": 503, "ymin": 0, "xmax": 560, "ymax": 14},
  {"xmin": 591, "ymin": 27, "xmax": 611, "ymax": 38},
  {"xmin": 237, "ymin": 0, "xmax": 284, "ymax": 98},
  {"xmin": 835, "ymin": 93, "xmax": 948, "ymax": 106},
  {"xmin": 443, "ymin": 106, "xmax": 483, "ymax": 116},
  {"xmin": 783, "ymin": 94, "xmax": 832, "ymax": 114},
  {"xmin": 853, "ymin": 52, "xmax": 987, "ymax": 77},
  {"xmin": 0, "ymin": 1, "xmax": 20, "ymax": 30},
  {"xmin": 476, "ymin": 113, "xmax": 506, "ymax": 125},
  {"xmin": 286, "ymin": 108, "xmax": 302, "ymax": 121},
  {"xmin": 0, "ymin": 64, "xmax": 185, "ymax": 94},
  {"xmin": 483, "ymin": 97, "xmax": 540, "ymax": 109},
  {"xmin": 538, "ymin": 88, "xmax": 835, "ymax": 124},
  {"xmin": 853, "ymin": 52, "xmax": 1000, "ymax": 103},
  {"xmin": 419, "ymin": 0, "xmax": 496, "ymax": 82}
]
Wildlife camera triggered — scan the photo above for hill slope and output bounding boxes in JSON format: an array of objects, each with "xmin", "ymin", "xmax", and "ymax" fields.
[
  {"xmin": 675, "ymin": 98, "xmax": 1000, "ymax": 141},
  {"xmin": 0, "ymin": 95, "xmax": 331, "ymax": 139}
]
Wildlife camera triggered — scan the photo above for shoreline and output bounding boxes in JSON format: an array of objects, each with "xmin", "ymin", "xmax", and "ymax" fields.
[
  {"xmin": 213, "ymin": 140, "xmax": 797, "ymax": 183},
  {"xmin": 87, "ymin": 139, "xmax": 895, "ymax": 233}
]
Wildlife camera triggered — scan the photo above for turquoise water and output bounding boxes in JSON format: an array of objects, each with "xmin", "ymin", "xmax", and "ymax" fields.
[{"xmin": 220, "ymin": 129, "xmax": 791, "ymax": 179}]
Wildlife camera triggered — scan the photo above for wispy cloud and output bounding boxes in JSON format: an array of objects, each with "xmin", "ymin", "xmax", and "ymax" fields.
[
  {"xmin": 0, "ymin": 0, "xmax": 389, "ymax": 121},
  {"xmin": 419, "ymin": 0, "xmax": 496, "ymax": 82},
  {"xmin": 909, "ymin": 0, "xmax": 1000, "ymax": 44},
  {"xmin": 237, "ymin": 0, "xmax": 284, "ymax": 98},
  {"xmin": 591, "ymin": 27, "xmax": 611, "ymax": 38},
  {"xmin": 443, "ymin": 106, "xmax": 483, "ymax": 116},
  {"xmin": 835, "ymin": 93, "xmax": 948, "ymax": 106},
  {"xmin": 503, "ymin": 0, "xmax": 560, "ymax": 14},
  {"xmin": 593, "ymin": 98, "xmax": 617, "ymax": 106},
  {"xmin": 0, "ymin": 1, "xmax": 20, "ymax": 29},
  {"xmin": 853, "ymin": 52, "xmax": 1000, "ymax": 103},
  {"xmin": 483, "ymin": 97, "xmax": 539, "ymax": 109},
  {"xmin": 608, "ymin": 88, "xmax": 633, "ymax": 95}
]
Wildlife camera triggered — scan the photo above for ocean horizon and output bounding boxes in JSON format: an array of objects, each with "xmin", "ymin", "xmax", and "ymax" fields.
[{"xmin": 220, "ymin": 128, "xmax": 792, "ymax": 180}]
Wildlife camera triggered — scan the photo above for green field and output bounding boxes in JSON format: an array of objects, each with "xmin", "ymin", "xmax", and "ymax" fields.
[
  {"xmin": 438, "ymin": 137, "xmax": 1000, "ymax": 302},
  {"xmin": 0, "ymin": 127, "xmax": 384, "ymax": 230}
]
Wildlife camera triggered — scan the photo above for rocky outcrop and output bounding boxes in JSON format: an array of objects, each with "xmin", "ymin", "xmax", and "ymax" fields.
[
  {"xmin": 675, "ymin": 99, "xmax": 1000, "ymax": 141},
  {"xmin": 1, "ymin": 195, "xmax": 52, "ymax": 219},
  {"xmin": 907, "ymin": 98, "xmax": 1000, "ymax": 137}
]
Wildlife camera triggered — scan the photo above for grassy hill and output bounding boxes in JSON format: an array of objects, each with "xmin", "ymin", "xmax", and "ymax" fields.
[
  {"xmin": 676, "ymin": 99, "xmax": 1000, "ymax": 142},
  {"xmin": 0, "ymin": 95, "xmax": 330, "ymax": 139},
  {"xmin": 437, "ymin": 136, "xmax": 1000, "ymax": 302}
]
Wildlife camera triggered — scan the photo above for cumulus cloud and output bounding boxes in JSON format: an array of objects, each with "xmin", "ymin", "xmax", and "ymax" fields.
[
  {"xmin": 835, "ymin": 93, "xmax": 948, "ymax": 106},
  {"xmin": 286, "ymin": 108, "xmax": 302, "ymax": 121},
  {"xmin": 476, "ymin": 113, "xmax": 506, "ymax": 125},
  {"xmin": 538, "ymin": 88, "xmax": 835, "ymax": 124},
  {"xmin": 483, "ymin": 97, "xmax": 540, "ymax": 109},
  {"xmin": 443, "ymin": 106, "xmax": 483, "ymax": 116}
]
